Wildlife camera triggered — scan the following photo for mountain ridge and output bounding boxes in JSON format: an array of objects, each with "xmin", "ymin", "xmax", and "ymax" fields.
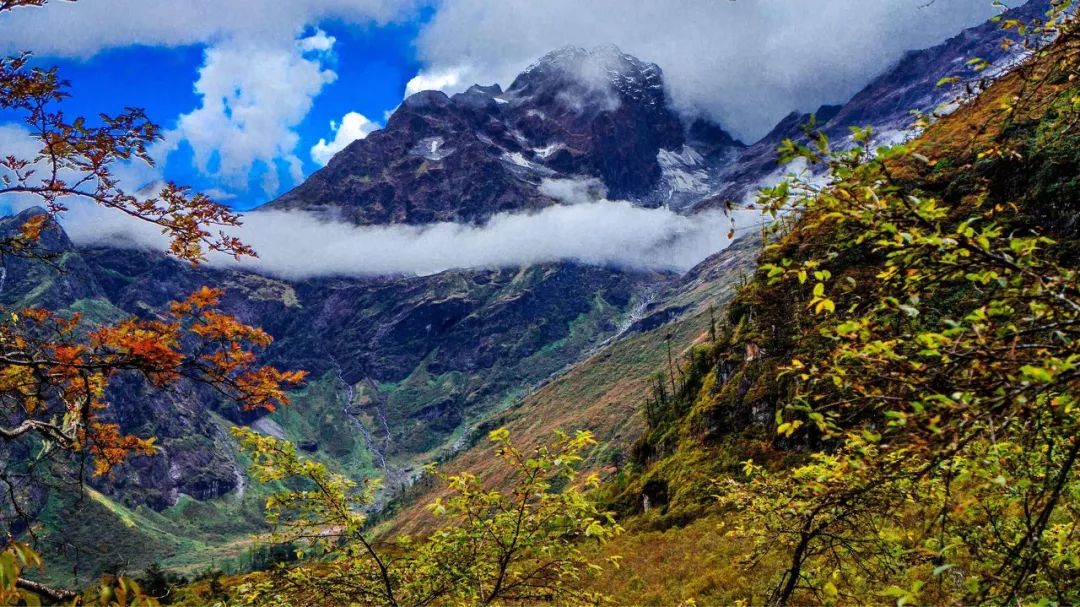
[{"xmin": 265, "ymin": 45, "xmax": 742, "ymax": 224}]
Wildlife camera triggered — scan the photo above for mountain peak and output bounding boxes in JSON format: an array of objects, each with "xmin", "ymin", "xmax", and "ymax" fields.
[
  {"xmin": 267, "ymin": 45, "xmax": 743, "ymax": 223},
  {"xmin": 527, "ymin": 44, "xmax": 636, "ymax": 71},
  {"xmin": 509, "ymin": 45, "xmax": 666, "ymax": 103}
]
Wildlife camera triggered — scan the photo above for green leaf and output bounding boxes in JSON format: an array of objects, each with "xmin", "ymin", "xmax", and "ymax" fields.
[{"xmin": 1020, "ymin": 365, "xmax": 1054, "ymax": 383}]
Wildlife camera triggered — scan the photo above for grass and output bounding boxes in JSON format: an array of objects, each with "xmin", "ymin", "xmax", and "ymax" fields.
[
  {"xmin": 381, "ymin": 235, "xmax": 760, "ymax": 536},
  {"xmin": 582, "ymin": 513, "xmax": 780, "ymax": 606},
  {"xmin": 68, "ymin": 298, "xmax": 127, "ymax": 324}
]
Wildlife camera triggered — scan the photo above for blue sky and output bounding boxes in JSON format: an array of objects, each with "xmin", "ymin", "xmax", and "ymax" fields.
[
  {"xmin": 5, "ymin": 17, "xmax": 428, "ymax": 209},
  {"xmin": 0, "ymin": 0, "xmax": 1002, "ymax": 211}
]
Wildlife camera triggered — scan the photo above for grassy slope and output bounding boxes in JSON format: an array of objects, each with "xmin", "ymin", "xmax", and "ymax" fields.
[
  {"xmin": 577, "ymin": 33, "xmax": 1080, "ymax": 604},
  {"xmin": 381, "ymin": 234, "xmax": 762, "ymax": 536}
]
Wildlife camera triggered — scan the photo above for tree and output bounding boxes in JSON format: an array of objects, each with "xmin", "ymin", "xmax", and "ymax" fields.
[
  {"xmin": 136, "ymin": 563, "xmax": 171, "ymax": 604},
  {"xmin": 0, "ymin": 0, "xmax": 306, "ymax": 603},
  {"xmin": 715, "ymin": 19, "xmax": 1080, "ymax": 605},
  {"xmin": 231, "ymin": 427, "xmax": 622, "ymax": 606}
]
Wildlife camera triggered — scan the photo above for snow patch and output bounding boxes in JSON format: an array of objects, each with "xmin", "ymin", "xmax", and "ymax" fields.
[
  {"xmin": 500, "ymin": 151, "xmax": 552, "ymax": 174},
  {"xmin": 409, "ymin": 136, "xmax": 455, "ymax": 161},
  {"xmin": 657, "ymin": 145, "xmax": 705, "ymax": 168},
  {"xmin": 663, "ymin": 168, "xmax": 711, "ymax": 195},
  {"xmin": 533, "ymin": 143, "xmax": 564, "ymax": 159},
  {"xmin": 657, "ymin": 146, "xmax": 710, "ymax": 195}
]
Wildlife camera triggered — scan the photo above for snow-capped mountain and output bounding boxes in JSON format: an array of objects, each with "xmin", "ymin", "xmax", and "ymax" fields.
[{"xmin": 266, "ymin": 45, "xmax": 743, "ymax": 224}]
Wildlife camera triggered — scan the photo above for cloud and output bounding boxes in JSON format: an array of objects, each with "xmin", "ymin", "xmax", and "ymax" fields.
[
  {"xmin": 404, "ymin": 67, "xmax": 465, "ymax": 98},
  {"xmin": 3, "ymin": 123, "xmax": 754, "ymax": 281},
  {"xmin": 0, "ymin": 2, "xmax": 421, "ymax": 198},
  {"xmin": 411, "ymin": 0, "xmax": 1001, "ymax": 141},
  {"xmin": 0, "ymin": 0, "xmax": 418, "ymax": 57},
  {"xmin": 537, "ymin": 177, "xmax": 608, "ymax": 204},
  {"xmin": 0, "ymin": 124, "xmax": 44, "ymax": 215},
  {"xmin": 0, "ymin": 122, "xmax": 164, "ymax": 210},
  {"xmin": 311, "ymin": 111, "xmax": 381, "ymax": 166},
  {"xmin": 164, "ymin": 31, "xmax": 338, "ymax": 196},
  {"xmin": 0, "ymin": 124, "xmax": 39, "ymax": 162},
  {"xmin": 57, "ymin": 199, "xmax": 767, "ymax": 280},
  {"xmin": 202, "ymin": 188, "xmax": 239, "ymax": 202},
  {"xmin": 4, "ymin": 116, "xmax": 758, "ymax": 280},
  {"xmin": 297, "ymin": 29, "xmax": 336, "ymax": 53}
]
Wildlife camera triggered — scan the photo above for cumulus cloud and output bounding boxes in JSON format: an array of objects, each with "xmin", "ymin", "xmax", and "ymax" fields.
[
  {"xmin": 0, "ymin": 3, "xmax": 420, "ymax": 198},
  {"xmin": 0, "ymin": 123, "xmax": 164, "ymax": 215},
  {"xmin": 311, "ymin": 112, "xmax": 381, "ymax": 166},
  {"xmin": 404, "ymin": 67, "xmax": 466, "ymax": 98},
  {"xmin": 297, "ymin": 29, "xmax": 336, "ymax": 53},
  {"xmin": 0, "ymin": 124, "xmax": 40, "ymax": 163},
  {"xmin": 0, "ymin": 124, "xmax": 44, "ymax": 215},
  {"xmin": 411, "ymin": 0, "xmax": 1001, "ymax": 141},
  {"xmin": 57, "ymin": 199, "xmax": 767, "ymax": 280},
  {"xmin": 163, "ymin": 31, "xmax": 338, "ymax": 196}
]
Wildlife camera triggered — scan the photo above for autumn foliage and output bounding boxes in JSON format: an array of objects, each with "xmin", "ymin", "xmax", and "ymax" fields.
[
  {"xmin": 1, "ymin": 287, "xmax": 305, "ymax": 477},
  {"xmin": 0, "ymin": 0, "xmax": 306, "ymax": 603}
]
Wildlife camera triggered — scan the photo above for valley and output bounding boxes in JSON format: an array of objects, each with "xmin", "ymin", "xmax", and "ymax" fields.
[{"xmin": 2, "ymin": 1, "xmax": 1078, "ymax": 604}]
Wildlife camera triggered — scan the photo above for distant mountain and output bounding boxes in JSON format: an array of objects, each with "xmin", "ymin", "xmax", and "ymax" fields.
[
  {"xmin": 265, "ymin": 45, "xmax": 743, "ymax": 224},
  {"xmin": 695, "ymin": 0, "xmax": 1052, "ymax": 209},
  {"xmin": 269, "ymin": 1, "xmax": 1048, "ymax": 226}
]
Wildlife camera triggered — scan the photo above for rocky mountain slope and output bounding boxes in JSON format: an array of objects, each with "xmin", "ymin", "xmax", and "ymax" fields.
[
  {"xmin": 266, "ymin": 45, "xmax": 743, "ymax": 224},
  {"xmin": 374, "ymin": 0, "xmax": 1057, "ymax": 537},
  {"xmin": 695, "ymin": 0, "xmax": 1052, "ymax": 209},
  {"xmin": 0, "ymin": 207, "xmax": 669, "ymax": 583}
]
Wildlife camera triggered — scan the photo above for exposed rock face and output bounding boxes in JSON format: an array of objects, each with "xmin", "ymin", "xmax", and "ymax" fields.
[
  {"xmin": 41, "ymin": 242, "xmax": 661, "ymax": 506},
  {"xmin": 266, "ymin": 45, "xmax": 742, "ymax": 224},
  {"xmin": 0, "ymin": 208, "xmax": 103, "ymax": 309},
  {"xmin": 500, "ymin": 45, "xmax": 687, "ymax": 198}
]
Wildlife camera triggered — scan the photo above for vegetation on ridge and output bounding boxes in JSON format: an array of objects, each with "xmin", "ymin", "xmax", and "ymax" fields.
[{"xmin": 592, "ymin": 11, "xmax": 1080, "ymax": 605}]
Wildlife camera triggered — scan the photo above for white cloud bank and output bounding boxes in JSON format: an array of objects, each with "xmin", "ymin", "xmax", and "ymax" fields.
[
  {"xmin": 311, "ymin": 111, "xmax": 381, "ymax": 166},
  {"xmin": 3, "ymin": 116, "xmax": 757, "ymax": 280},
  {"xmin": 3, "ymin": 117, "xmax": 763, "ymax": 280},
  {"xmin": 410, "ymin": 0, "xmax": 1002, "ymax": 141},
  {"xmin": 57, "ymin": 201, "xmax": 765, "ymax": 280}
]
